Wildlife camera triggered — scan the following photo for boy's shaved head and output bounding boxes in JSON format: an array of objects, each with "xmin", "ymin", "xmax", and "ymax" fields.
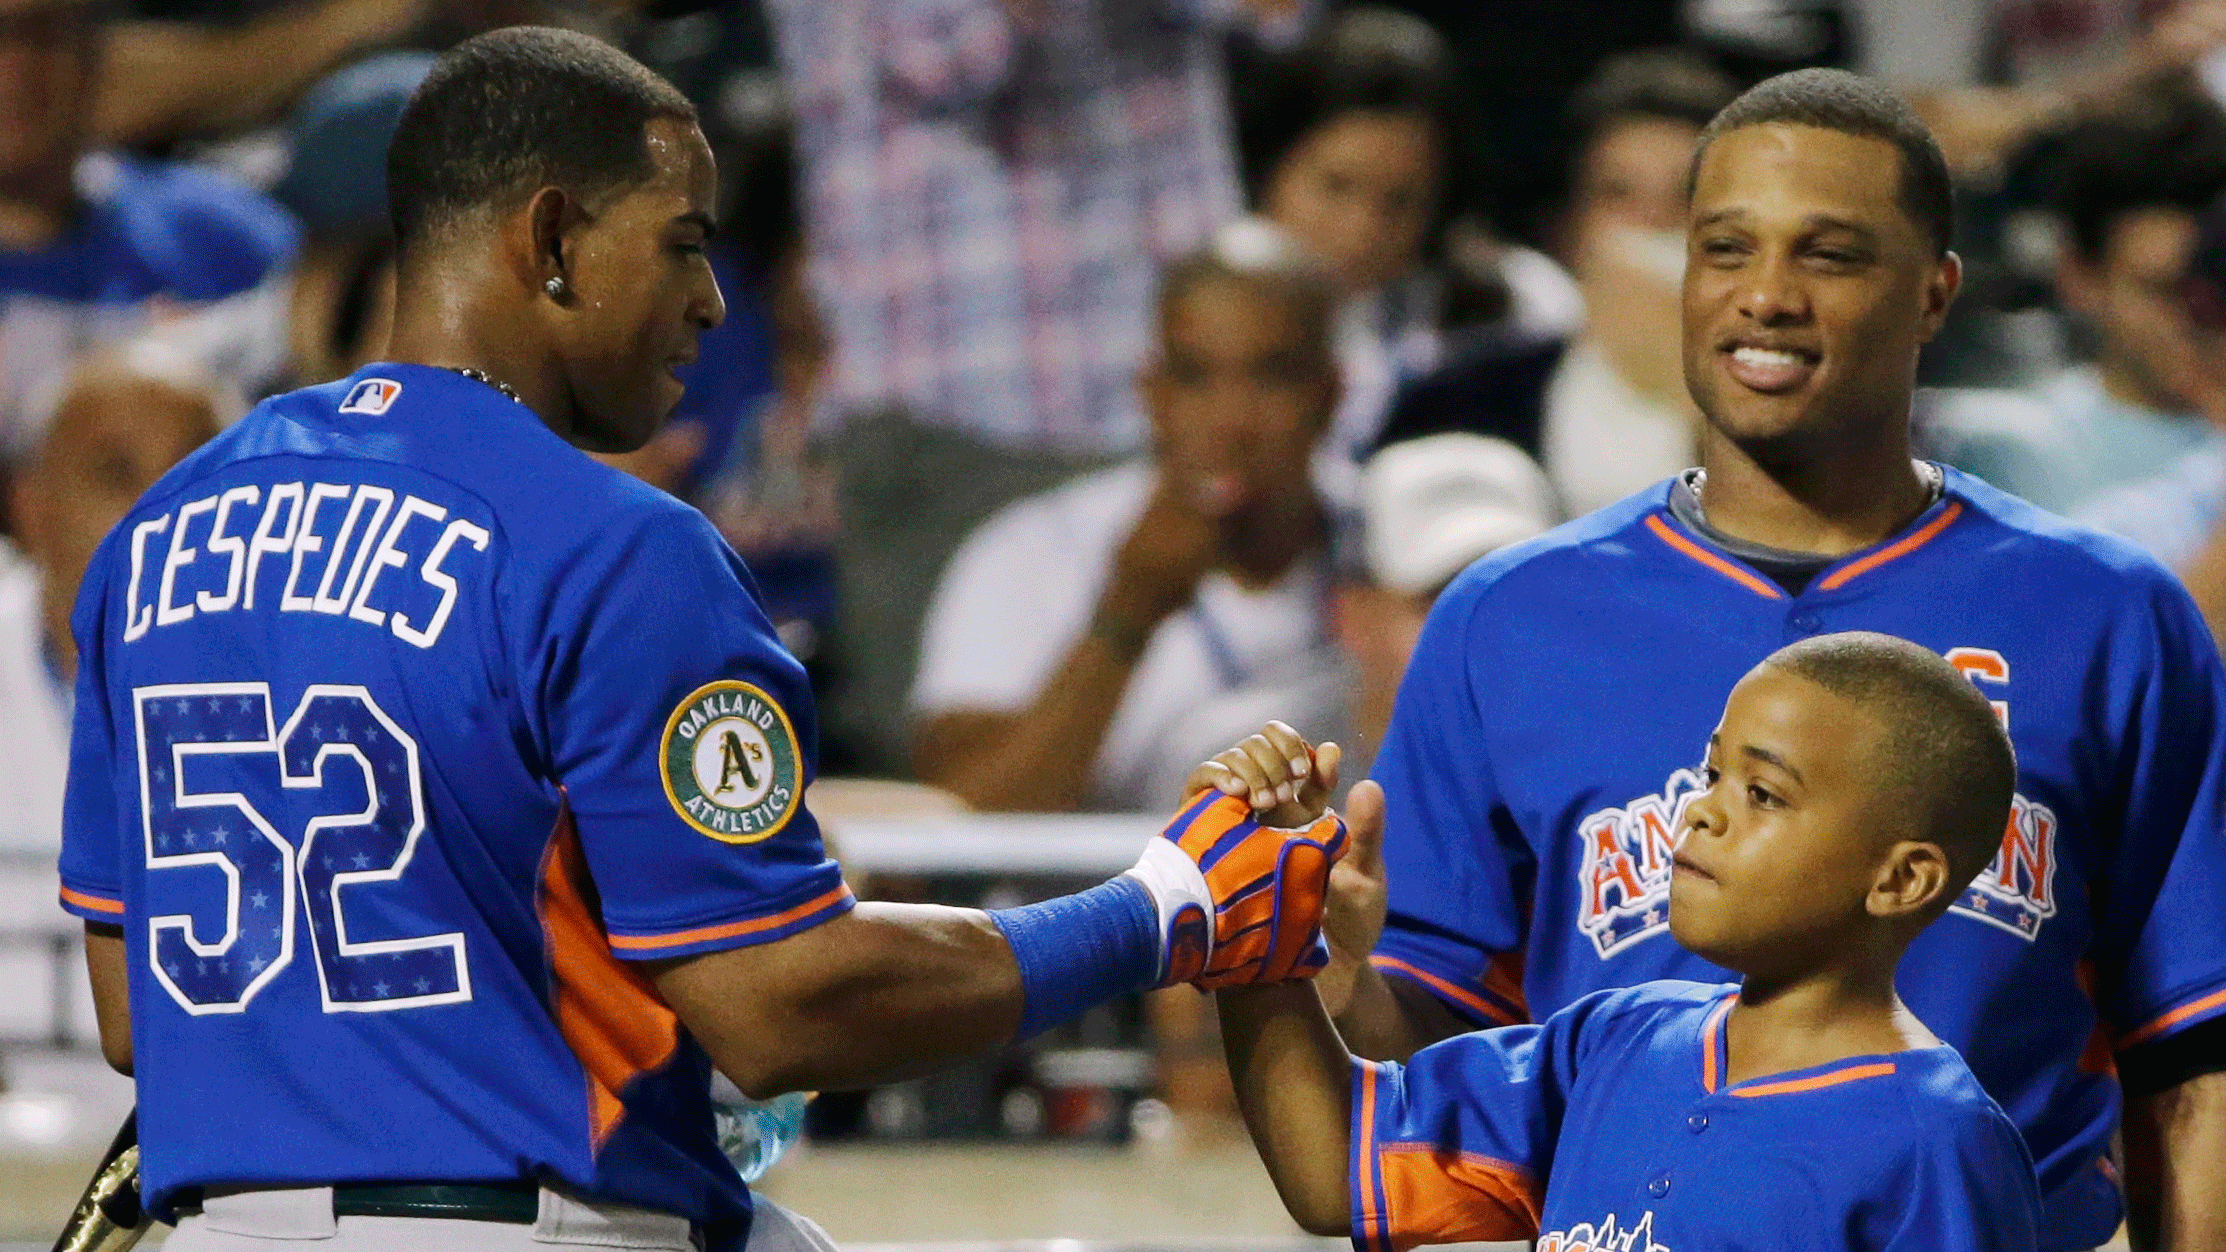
[{"xmin": 1762, "ymin": 632, "xmax": 2015, "ymax": 895}]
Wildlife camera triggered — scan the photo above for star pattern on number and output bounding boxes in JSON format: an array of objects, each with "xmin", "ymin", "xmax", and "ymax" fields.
[
  {"xmin": 236, "ymin": 696, "xmax": 254, "ymax": 713},
  {"xmin": 151, "ymin": 764, "xmax": 168, "ymax": 783},
  {"xmin": 182, "ymin": 830, "xmax": 198, "ymax": 848},
  {"xmin": 250, "ymin": 891, "xmax": 268, "ymax": 909},
  {"xmin": 365, "ymin": 727, "xmax": 380, "ymax": 743},
  {"xmin": 373, "ymin": 982, "xmax": 391, "ymax": 997},
  {"xmin": 413, "ymin": 978, "xmax": 431, "ymax": 994},
  {"xmin": 206, "ymin": 698, "xmax": 223, "ymax": 713},
  {"xmin": 173, "ymin": 699, "xmax": 191, "ymax": 716},
  {"xmin": 247, "ymin": 955, "xmax": 268, "ymax": 973},
  {"xmin": 310, "ymin": 724, "xmax": 325, "ymax": 741},
  {"xmin": 211, "ymin": 826, "xmax": 228, "ymax": 846},
  {"xmin": 352, "ymin": 853, "xmax": 371, "ymax": 869}
]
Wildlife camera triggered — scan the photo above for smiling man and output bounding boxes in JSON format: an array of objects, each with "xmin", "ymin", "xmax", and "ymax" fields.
[{"xmin": 1318, "ymin": 69, "xmax": 2226, "ymax": 1252}]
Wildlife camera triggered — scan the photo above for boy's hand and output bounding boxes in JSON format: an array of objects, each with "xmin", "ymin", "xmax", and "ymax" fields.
[
  {"xmin": 1127, "ymin": 792, "xmax": 1348, "ymax": 990},
  {"xmin": 1182, "ymin": 720, "xmax": 1339, "ymax": 828},
  {"xmin": 1317, "ymin": 781, "xmax": 1388, "ymax": 1017}
]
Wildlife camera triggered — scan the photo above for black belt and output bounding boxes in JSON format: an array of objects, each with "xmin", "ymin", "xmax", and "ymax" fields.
[{"xmin": 176, "ymin": 1182, "xmax": 541, "ymax": 1224}]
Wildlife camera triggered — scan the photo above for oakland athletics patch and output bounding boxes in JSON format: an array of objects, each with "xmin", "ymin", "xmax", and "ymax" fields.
[{"xmin": 660, "ymin": 680, "xmax": 803, "ymax": 843}]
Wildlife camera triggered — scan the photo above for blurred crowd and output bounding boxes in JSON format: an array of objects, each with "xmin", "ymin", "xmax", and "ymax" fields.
[{"xmin": 16, "ymin": 0, "xmax": 2226, "ymax": 1115}]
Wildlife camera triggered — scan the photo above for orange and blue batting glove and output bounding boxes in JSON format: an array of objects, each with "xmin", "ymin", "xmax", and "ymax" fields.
[{"xmin": 1125, "ymin": 791, "xmax": 1349, "ymax": 989}]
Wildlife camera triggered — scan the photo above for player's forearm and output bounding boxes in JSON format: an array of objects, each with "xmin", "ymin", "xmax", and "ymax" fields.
[
  {"xmin": 915, "ymin": 631, "xmax": 1147, "ymax": 811},
  {"xmin": 84, "ymin": 925, "xmax": 133, "ymax": 1077},
  {"xmin": 1332, "ymin": 960, "xmax": 1469, "ymax": 1063},
  {"xmin": 1217, "ymin": 983, "xmax": 1354, "ymax": 1236},
  {"xmin": 653, "ymin": 903, "xmax": 1025, "ymax": 1098},
  {"xmin": 2150, "ymin": 1070, "xmax": 2226, "ymax": 1252}
]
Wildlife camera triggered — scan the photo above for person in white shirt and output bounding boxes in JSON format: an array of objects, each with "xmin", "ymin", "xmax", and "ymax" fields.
[
  {"xmin": 910, "ymin": 221, "xmax": 1345, "ymax": 812},
  {"xmin": 0, "ymin": 342, "xmax": 220, "ymax": 1055},
  {"xmin": 1540, "ymin": 49, "xmax": 1737, "ymax": 518}
]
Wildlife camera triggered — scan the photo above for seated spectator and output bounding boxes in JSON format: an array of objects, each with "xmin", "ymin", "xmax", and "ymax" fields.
[
  {"xmin": 1925, "ymin": 83, "xmax": 2226, "ymax": 513},
  {"xmin": 0, "ymin": 342, "xmax": 223, "ymax": 857},
  {"xmin": 1538, "ymin": 49, "xmax": 1736, "ymax": 516},
  {"xmin": 1243, "ymin": 7, "xmax": 1580, "ymax": 469},
  {"xmin": 1332, "ymin": 433, "xmax": 1554, "ymax": 778},
  {"xmin": 0, "ymin": 0, "xmax": 296, "ymax": 460},
  {"xmin": 910, "ymin": 222, "xmax": 1346, "ymax": 812}
]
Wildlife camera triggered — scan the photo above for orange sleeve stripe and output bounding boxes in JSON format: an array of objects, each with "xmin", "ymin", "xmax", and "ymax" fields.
[
  {"xmin": 1356, "ymin": 1062, "xmax": 1386, "ymax": 1252},
  {"xmin": 1730, "ymin": 1061, "xmax": 1897, "ymax": 1098},
  {"xmin": 1370, "ymin": 956, "xmax": 1522, "ymax": 1027},
  {"xmin": 1644, "ymin": 515, "xmax": 1785, "ymax": 601},
  {"xmin": 606, "ymin": 884, "xmax": 855, "ymax": 951},
  {"xmin": 60, "ymin": 887, "xmax": 125, "ymax": 916},
  {"xmin": 1376, "ymin": 1143, "xmax": 1542, "ymax": 1251},
  {"xmin": 1815, "ymin": 502, "xmax": 1964, "ymax": 591},
  {"xmin": 2120, "ymin": 985, "xmax": 2226, "ymax": 1048}
]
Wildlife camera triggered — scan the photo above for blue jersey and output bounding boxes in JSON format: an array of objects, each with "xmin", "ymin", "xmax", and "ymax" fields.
[
  {"xmin": 1368, "ymin": 470, "xmax": 2226, "ymax": 1250},
  {"xmin": 57, "ymin": 364, "xmax": 851, "ymax": 1241},
  {"xmin": 1353, "ymin": 981, "xmax": 2040, "ymax": 1252}
]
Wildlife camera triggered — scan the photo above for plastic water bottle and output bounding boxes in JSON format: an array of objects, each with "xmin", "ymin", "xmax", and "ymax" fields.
[{"xmin": 710, "ymin": 1075, "xmax": 811, "ymax": 1183}]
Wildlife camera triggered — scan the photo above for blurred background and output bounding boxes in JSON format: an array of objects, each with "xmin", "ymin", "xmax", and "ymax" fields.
[{"xmin": 6, "ymin": 0, "xmax": 2226, "ymax": 1246}]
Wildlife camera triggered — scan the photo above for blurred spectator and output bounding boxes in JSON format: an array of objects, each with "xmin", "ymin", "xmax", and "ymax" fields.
[
  {"xmin": 271, "ymin": 52, "xmax": 430, "ymax": 388},
  {"xmin": 0, "ymin": 343, "xmax": 225, "ymax": 856},
  {"xmin": 1243, "ymin": 7, "xmax": 1579, "ymax": 469},
  {"xmin": 1925, "ymin": 85, "xmax": 2226, "ymax": 512},
  {"xmin": 1331, "ymin": 432, "xmax": 1552, "ymax": 776},
  {"xmin": 1857, "ymin": 0, "xmax": 2226, "ymax": 180},
  {"xmin": 2076, "ymin": 186, "xmax": 2226, "ymax": 576},
  {"xmin": 1540, "ymin": 49, "xmax": 1737, "ymax": 516},
  {"xmin": 0, "ymin": 0, "xmax": 295, "ymax": 461},
  {"xmin": 94, "ymin": 0, "xmax": 435, "ymax": 150},
  {"xmin": 769, "ymin": 0, "xmax": 1304, "ymax": 458},
  {"xmin": 910, "ymin": 221, "xmax": 1345, "ymax": 812}
]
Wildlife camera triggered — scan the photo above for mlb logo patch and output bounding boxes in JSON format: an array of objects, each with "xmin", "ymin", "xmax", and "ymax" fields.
[{"xmin": 339, "ymin": 379, "xmax": 402, "ymax": 415}]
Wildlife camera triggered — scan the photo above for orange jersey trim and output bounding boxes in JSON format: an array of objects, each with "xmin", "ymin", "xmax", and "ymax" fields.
[
  {"xmin": 538, "ymin": 810, "xmax": 682, "ymax": 1149},
  {"xmin": 606, "ymin": 883, "xmax": 855, "ymax": 952},
  {"xmin": 1375, "ymin": 1143, "xmax": 1543, "ymax": 1251},
  {"xmin": 1700, "ymin": 994, "xmax": 1735, "ymax": 1093},
  {"xmin": 2121, "ymin": 985, "xmax": 2226, "ymax": 1049},
  {"xmin": 60, "ymin": 887, "xmax": 125, "ymax": 916},
  {"xmin": 1356, "ymin": 1062, "xmax": 1387, "ymax": 1252},
  {"xmin": 1643, "ymin": 515, "xmax": 1784, "ymax": 601},
  {"xmin": 1814, "ymin": 502, "xmax": 1965, "ymax": 592},
  {"xmin": 1730, "ymin": 1060, "xmax": 1898, "ymax": 1098},
  {"xmin": 1371, "ymin": 955, "xmax": 1522, "ymax": 1027}
]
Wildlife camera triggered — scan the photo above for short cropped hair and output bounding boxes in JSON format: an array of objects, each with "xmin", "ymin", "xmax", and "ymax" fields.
[
  {"xmin": 1157, "ymin": 218, "xmax": 1338, "ymax": 359},
  {"xmin": 1762, "ymin": 632, "xmax": 2015, "ymax": 899},
  {"xmin": 1692, "ymin": 68, "xmax": 1954, "ymax": 258},
  {"xmin": 2054, "ymin": 80, "xmax": 2226, "ymax": 262},
  {"xmin": 387, "ymin": 27, "xmax": 697, "ymax": 252}
]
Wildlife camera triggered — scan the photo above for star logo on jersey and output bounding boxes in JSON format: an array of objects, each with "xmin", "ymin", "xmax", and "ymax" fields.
[
  {"xmin": 1575, "ymin": 768, "xmax": 1705, "ymax": 958},
  {"xmin": 338, "ymin": 378, "xmax": 402, "ymax": 415},
  {"xmin": 1537, "ymin": 1210, "xmax": 1670, "ymax": 1252},
  {"xmin": 661, "ymin": 680, "xmax": 803, "ymax": 844}
]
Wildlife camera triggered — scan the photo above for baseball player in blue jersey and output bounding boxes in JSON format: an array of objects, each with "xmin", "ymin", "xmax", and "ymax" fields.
[
  {"xmin": 1212, "ymin": 633, "xmax": 2043, "ymax": 1251},
  {"xmin": 55, "ymin": 29, "xmax": 1347, "ymax": 1252},
  {"xmin": 1218, "ymin": 69, "xmax": 2226, "ymax": 1251}
]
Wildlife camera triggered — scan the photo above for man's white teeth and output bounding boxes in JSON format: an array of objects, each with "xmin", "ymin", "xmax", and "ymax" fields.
[{"xmin": 1732, "ymin": 346, "xmax": 1807, "ymax": 367}]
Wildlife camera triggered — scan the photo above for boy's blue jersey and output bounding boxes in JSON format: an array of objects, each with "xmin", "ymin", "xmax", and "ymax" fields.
[
  {"xmin": 57, "ymin": 364, "xmax": 852, "ymax": 1237},
  {"xmin": 1369, "ymin": 469, "xmax": 2226, "ymax": 1251},
  {"xmin": 1352, "ymin": 981, "xmax": 2041, "ymax": 1252}
]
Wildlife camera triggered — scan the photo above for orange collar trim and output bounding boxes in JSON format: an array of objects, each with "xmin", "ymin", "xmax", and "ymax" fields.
[
  {"xmin": 1644, "ymin": 515, "xmax": 1784, "ymax": 601},
  {"xmin": 1814, "ymin": 502, "xmax": 1965, "ymax": 592},
  {"xmin": 1729, "ymin": 1060, "xmax": 1899, "ymax": 1098}
]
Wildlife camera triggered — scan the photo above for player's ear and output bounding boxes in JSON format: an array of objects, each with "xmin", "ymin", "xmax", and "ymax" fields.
[
  {"xmin": 1868, "ymin": 839, "xmax": 1950, "ymax": 920},
  {"xmin": 522, "ymin": 185, "xmax": 587, "ymax": 304},
  {"xmin": 1918, "ymin": 250, "xmax": 1962, "ymax": 344}
]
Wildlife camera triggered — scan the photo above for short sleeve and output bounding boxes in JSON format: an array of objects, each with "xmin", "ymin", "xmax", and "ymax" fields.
[
  {"xmin": 1368, "ymin": 576, "xmax": 1531, "ymax": 1027},
  {"xmin": 2088, "ymin": 574, "xmax": 2226, "ymax": 1062},
  {"xmin": 59, "ymin": 546, "xmax": 126, "ymax": 923},
  {"xmin": 1880, "ymin": 1107, "xmax": 2041, "ymax": 1252},
  {"xmin": 1349, "ymin": 995, "xmax": 1608, "ymax": 1252},
  {"xmin": 541, "ymin": 505, "xmax": 850, "ymax": 961},
  {"xmin": 909, "ymin": 499, "xmax": 1090, "ymax": 717}
]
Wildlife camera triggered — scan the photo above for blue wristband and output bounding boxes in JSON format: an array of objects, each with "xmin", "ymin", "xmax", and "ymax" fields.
[{"xmin": 989, "ymin": 875, "xmax": 1162, "ymax": 1040}]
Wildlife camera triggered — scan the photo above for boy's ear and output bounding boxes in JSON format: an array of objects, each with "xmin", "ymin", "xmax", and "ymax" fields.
[{"xmin": 1867, "ymin": 840, "xmax": 1952, "ymax": 920}]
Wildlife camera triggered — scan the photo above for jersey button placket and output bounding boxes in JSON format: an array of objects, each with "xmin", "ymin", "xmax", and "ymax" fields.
[
  {"xmin": 1647, "ymin": 1175, "xmax": 1672, "ymax": 1198},
  {"xmin": 1686, "ymin": 1112, "xmax": 1708, "ymax": 1133},
  {"xmin": 1787, "ymin": 609, "xmax": 1823, "ymax": 639}
]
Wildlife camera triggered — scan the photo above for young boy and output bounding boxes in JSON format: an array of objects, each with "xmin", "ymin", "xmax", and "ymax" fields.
[{"xmin": 1195, "ymin": 632, "xmax": 2044, "ymax": 1250}]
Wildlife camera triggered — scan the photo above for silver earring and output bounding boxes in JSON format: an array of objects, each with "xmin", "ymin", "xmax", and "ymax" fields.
[{"xmin": 545, "ymin": 276, "xmax": 567, "ymax": 299}]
